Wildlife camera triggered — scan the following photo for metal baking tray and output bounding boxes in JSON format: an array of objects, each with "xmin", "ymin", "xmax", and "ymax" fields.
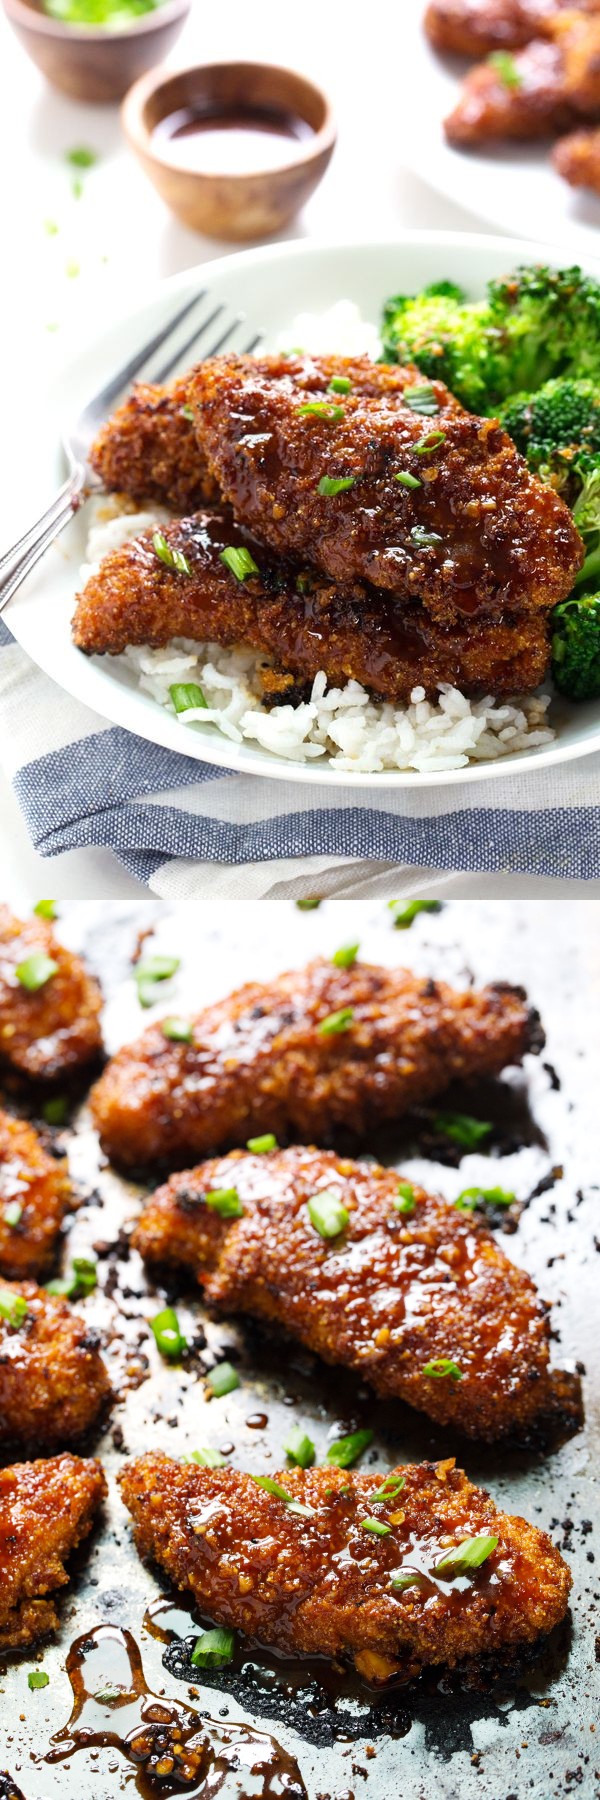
[{"xmin": 0, "ymin": 898, "xmax": 598, "ymax": 1800}]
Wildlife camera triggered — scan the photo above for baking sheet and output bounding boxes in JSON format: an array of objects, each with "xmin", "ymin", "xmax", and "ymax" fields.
[{"xmin": 0, "ymin": 898, "xmax": 598, "ymax": 1800}]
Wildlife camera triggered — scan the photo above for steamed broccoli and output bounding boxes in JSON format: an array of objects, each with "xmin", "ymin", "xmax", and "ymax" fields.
[
  {"xmin": 381, "ymin": 280, "xmax": 501, "ymax": 414},
  {"xmin": 487, "ymin": 264, "xmax": 600, "ymax": 391},
  {"xmin": 551, "ymin": 594, "xmax": 600, "ymax": 700},
  {"xmin": 498, "ymin": 379, "xmax": 600, "ymax": 497}
]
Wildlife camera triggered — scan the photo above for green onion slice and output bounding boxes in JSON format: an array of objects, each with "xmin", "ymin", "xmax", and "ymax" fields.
[
  {"xmin": 28, "ymin": 1670, "xmax": 49, "ymax": 1690},
  {"xmin": 488, "ymin": 50, "xmax": 521, "ymax": 88},
  {"xmin": 307, "ymin": 1189, "xmax": 349, "ymax": 1239},
  {"xmin": 46, "ymin": 1257, "xmax": 97, "ymax": 1301},
  {"xmin": 152, "ymin": 531, "xmax": 192, "ymax": 576},
  {"xmin": 415, "ymin": 431, "xmax": 446, "ymax": 454},
  {"xmin": 317, "ymin": 475, "xmax": 355, "ymax": 496},
  {"xmin": 410, "ymin": 525, "xmax": 443, "ymax": 547},
  {"xmin": 191, "ymin": 1628, "xmax": 235, "ymax": 1668},
  {"xmin": 254, "ymin": 1476, "xmax": 292, "ymax": 1501},
  {"xmin": 423, "ymin": 1358, "xmax": 463, "ymax": 1380},
  {"xmin": 283, "ymin": 1427, "xmax": 316, "ymax": 1468},
  {"xmin": 219, "ymin": 545, "xmax": 260, "ymax": 581},
  {"xmin": 42, "ymin": 1096, "xmax": 69, "ymax": 1126},
  {"xmin": 169, "ymin": 682, "xmax": 207, "ymax": 714},
  {"xmin": 246, "ymin": 1133, "xmax": 278, "ymax": 1153},
  {"xmin": 162, "ymin": 1017, "xmax": 194, "ymax": 1043},
  {"xmin": 4, "ymin": 1202, "xmax": 23, "ymax": 1228},
  {"xmin": 389, "ymin": 899, "xmax": 442, "ymax": 929},
  {"xmin": 296, "ymin": 897, "xmax": 321, "ymax": 910},
  {"xmin": 326, "ymin": 1429, "xmax": 373, "ymax": 1468},
  {"xmin": 393, "ymin": 1181, "xmax": 415, "ymax": 1215},
  {"xmin": 16, "ymin": 954, "xmax": 58, "ymax": 992},
  {"xmin": 391, "ymin": 1569, "xmax": 422, "ymax": 1591},
  {"xmin": 297, "ymin": 402, "xmax": 345, "ymax": 420},
  {"xmin": 361, "ymin": 1517, "xmax": 391, "ymax": 1536},
  {"xmin": 134, "ymin": 953, "xmax": 180, "ymax": 1009},
  {"xmin": 204, "ymin": 1187, "xmax": 244, "ymax": 1219},
  {"xmin": 404, "ymin": 384, "xmax": 439, "ymax": 415},
  {"xmin": 318, "ymin": 1006, "xmax": 354, "ymax": 1036},
  {"xmin": 207, "ymin": 1360, "xmax": 240, "ymax": 1397},
  {"xmin": 394, "ymin": 471, "xmax": 421, "ymax": 489},
  {"xmin": 331, "ymin": 943, "xmax": 359, "ymax": 969},
  {"xmin": 368, "ymin": 1476, "xmax": 405, "ymax": 1506},
  {"xmin": 434, "ymin": 1534, "xmax": 498, "ymax": 1575},
  {"xmin": 181, "ymin": 403, "xmax": 194, "ymax": 422},
  {"xmin": 150, "ymin": 1306, "xmax": 186, "ymax": 1361},
  {"xmin": 329, "ymin": 375, "xmax": 352, "ymax": 394},
  {"xmin": 33, "ymin": 900, "xmax": 57, "ymax": 920},
  {"xmin": 0, "ymin": 1288, "xmax": 28, "ymax": 1327},
  {"xmin": 455, "ymin": 1186, "xmax": 515, "ymax": 1211},
  {"xmin": 434, "ymin": 1112, "xmax": 492, "ymax": 1150},
  {"xmin": 66, "ymin": 145, "xmax": 97, "ymax": 167},
  {"xmin": 187, "ymin": 1446, "xmax": 226, "ymax": 1467}
]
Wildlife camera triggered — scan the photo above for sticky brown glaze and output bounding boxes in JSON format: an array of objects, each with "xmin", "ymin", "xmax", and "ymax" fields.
[
  {"xmin": 120, "ymin": 1454, "xmax": 571, "ymax": 1677},
  {"xmin": 0, "ymin": 1280, "xmax": 111, "ymax": 1453},
  {"xmin": 425, "ymin": 0, "xmax": 599, "ymax": 57},
  {"xmin": 0, "ymin": 1453, "xmax": 106, "ymax": 1649},
  {"xmin": 0, "ymin": 1110, "xmax": 72, "ymax": 1280},
  {"xmin": 189, "ymin": 353, "xmax": 583, "ymax": 623},
  {"xmin": 90, "ymin": 957, "xmax": 542, "ymax": 1175},
  {"xmin": 554, "ymin": 119, "xmax": 600, "ymax": 185},
  {"xmin": 71, "ymin": 507, "xmax": 552, "ymax": 701},
  {"xmin": 0, "ymin": 905, "xmax": 103, "ymax": 1082},
  {"xmin": 134, "ymin": 1145, "xmax": 558, "ymax": 1440},
  {"xmin": 445, "ymin": 12, "xmax": 600, "ymax": 144},
  {"xmin": 89, "ymin": 374, "xmax": 220, "ymax": 515}
]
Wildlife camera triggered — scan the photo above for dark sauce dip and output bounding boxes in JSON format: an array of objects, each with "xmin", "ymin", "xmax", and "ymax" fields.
[{"xmin": 152, "ymin": 106, "xmax": 313, "ymax": 174}]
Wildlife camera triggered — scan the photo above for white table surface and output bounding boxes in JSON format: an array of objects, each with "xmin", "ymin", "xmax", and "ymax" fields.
[{"xmin": 0, "ymin": 0, "xmax": 596, "ymax": 900}]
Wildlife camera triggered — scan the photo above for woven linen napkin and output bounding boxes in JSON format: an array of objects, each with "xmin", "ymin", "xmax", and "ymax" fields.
[{"xmin": 1, "ymin": 620, "xmax": 598, "ymax": 894}]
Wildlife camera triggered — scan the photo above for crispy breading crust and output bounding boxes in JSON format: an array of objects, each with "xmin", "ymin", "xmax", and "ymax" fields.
[
  {"xmin": 91, "ymin": 957, "xmax": 542, "ymax": 1174},
  {"xmin": 71, "ymin": 507, "xmax": 552, "ymax": 700},
  {"xmin": 425, "ymin": 0, "xmax": 599, "ymax": 57},
  {"xmin": 554, "ymin": 119, "xmax": 600, "ymax": 184},
  {"xmin": 445, "ymin": 11, "xmax": 600, "ymax": 144},
  {"xmin": 134, "ymin": 1144, "xmax": 560, "ymax": 1441},
  {"xmin": 0, "ymin": 1280, "xmax": 111, "ymax": 1452},
  {"xmin": 189, "ymin": 353, "xmax": 583, "ymax": 622},
  {"xmin": 0, "ymin": 1454, "xmax": 106, "ymax": 1649},
  {"xmin": 0, "ymin": 906, "xmax": 103, "ymax": 1082},
  {"xmin": 120, "ymin": 1454, "xmax": 571, "ymax": 1676},
  {"xmin": 0, "ymin": 1110, "xmax": 72, "ymax": 1280},
  {"xmin": 89, "ymin": 374, "xmax": 220, "ymax": 515}
]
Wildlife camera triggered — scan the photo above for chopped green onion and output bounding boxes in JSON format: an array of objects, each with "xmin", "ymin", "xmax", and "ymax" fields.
[
  {"xmin": 434, "ymin": 1534, "xmax": 498, "ymax": 1575},
  {"xmin": 4, "ymin": 1202, "xmax": 23, "ymax": 1228},
  {"xmin": 434, "ymin": 1113, "xmax": 492, "ymax": 1150},
  {"xmin": 361, "ymin": 1517, "xmax": 391, "ymax": 1536},
  {"xmin": 423, "ymin": 1358, "xmax": 463, "ymax": 1381},
  {"xmin": 93, "ymin": 1686, "xmax": 123, "ymax": 1702},
  {"xmin": 393, "ymin": 1180, "xmax": 415, "ymax": 1215},
  {"xmin": 318, "ymin": 1007, "xmax": 354, "ymax": 1036},
  {"xmin": 296, "ymin": 897, "xmax": 321, "ymax": 910},
  {"xmin": 331, "ymin": 943, "xmax": 359, "ymax": 969},
  {"xmin": 152, "ymin": 531, "xmax": 192, "ymax": 577},
  {"xmin": 66, "ymin": 145, "xmax": 97, "ymax": 168},
  {"xmin": 44, "ymin": 219, "xmax": 59, "ymax": 235},
  {"xmin": 368, "ymin": 1476, "xmax": 405, "ymax": 1506},
  {"xmin": 410, "ymin": 526, "xmax": 443, "ymax": 547},
  {"xmin": 246, "ymin": 1134, "xmax": 278, "ymax": 1153},
  {"xmin": 307, "ymin": 1189, "xmax": 349, "ymax": 1239},
  {"xmin": 204, "ymin": 1187, "xmax": 244, "ymax": 1219},
  {"xmin": 150, "ymin": 1306, "xmax": 186, "ymax": 1361},
  {"xmin": 66, "ymin": 260, "xmax": 80, "ymax": 280},
  {"xmin": 317, "ymin": 476, "xmax": 355, "ymax": 496},
  {"xmin": 72, "ymin": 176, "xmax": 83, "ymax": 200},
  {"xmin": 415, "ymin": 431, "xmax": 446, "ymax": 454},
  {"xmin": 191, "ymin": 1628, "xmax": 235, "ymax": 1668},
  {"xmin": 0, "ymin": 1288, "xmax": 28, "ymax": 1327},
  {"xmin": 28, "ymin": 1670, "xmax": 49, "ymax": 1690},
  {"xmin": 42, "ymin": 1096, "xmax": 69, "ymax": 1126},
  {"xmin": 181, "ymin": 403, "xmax": 194, "ymax": 422},
  {"xmin": 329, "ymin": 376, "xmax": 352, "ymax": 394},
  {"xmin": 254, "ymin": 1477, "xmax": 292, "ymax": 1501},
  {"xmin": 33, "ymin": 900, "xmax": 57, "ymax": 920},
  {"xmin": 16, "ymin": 954, "xmax": 58, "ymax": 992},
  {"xmin": 162, "ymin": 1017, "xmax": 194, "ymax": 1043},
  {"xmin": 169, "ymin": 682, "xmax": 207, "ymax": 714},
  {"xmin": 46, "ymin": 1256, "xmax": 97, "ymax": 1300},
  {"xmin": 207, "ymin": 1360, "xmax": 240, "ymax": 1397},
  {"xmin": 488, "ymin": 50, "xmax": 521, "ymax": 88},
  {"xmin": 283, "ymin": 1426, "xmax": 316, "ymax": 1468},
  {"xmin": 455, "ymin": 1186, "xmax": 515, "ymax": 1211},
  {"xmin": 389, "ymin": 899, "xmax": 442, "ymax": 929},
  {"xmin": 391, "ymin": 1569, "xmax": 421, "ymax": 1591},
  {"xmin": 404, "ymin": 384, "xmax": 439, "ymax": 416},
  {"xmin": 297, "ymin": 402, "xmax": 344, "ymax": 420},
  {"xmin": 219, "ymin": 545, "xmax": 260, "ymax": 581},
  {"xmin": 134, "ymin": 953, "xmax": 180, "ymax": 1009},
  {"xmin": 187, "ymin": 1446, "xmax": 226, "ymax": 1467},
  {"xmin": 394, "ymin": 471, "xmax": 421, "ymax": 489},
  {"xmin": 326, "ymin": 1429, "xmax": 373, "ymax": 1468}
]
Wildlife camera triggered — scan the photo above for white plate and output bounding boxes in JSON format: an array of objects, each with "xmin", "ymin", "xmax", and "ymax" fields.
[
  {"xmin": 400, "ymin": 8, "xmax": 600, "ymax": 254},
  {"xmin": 6, "ymin": 230, "xmax": 600, "ymax": 790}
]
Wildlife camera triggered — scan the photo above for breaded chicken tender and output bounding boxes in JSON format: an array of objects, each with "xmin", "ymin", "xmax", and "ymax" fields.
[
  {"xmin": 554, "ymin": 117, "xmax": 600, "ymax": 181},
  {"xmin": 189, "ymin": 354, "xmax": 583, "ymax": 623},
  {"xmin": 0, "ymin": 1453, "xmax": 106, "ymax": 1649},
  {"xmin": 133, "ymin": 1145, "xmax": 563, "ymax": 1441},
  {"xmin": 0, "ymin": 1280, "xmax": 111, "ymax": 1452},
  {"xmin": 120, "ymin": 1454, "xmax": 571, "ymax": 1678},
  {"xmin": 445, "ymin": 10, "xmax": 600, "ymax": 143},
  {"xmin": 91, "ymin": 957, "xmax": 542, "ymax": 1174},
  {"xmin": 71, "ymin": 508, "xmax": 552, "ymax": 700},
  {"xmin": 425, "ymin": 0, "xmax": 600, "ymax": 56},
  {"xmin": 0, "ymin": 1110, "xmax": 72, "ymax": 1281},
  {"xmin": 0, "ymin": 905, "xmax": 103, "ymax": 1082}
]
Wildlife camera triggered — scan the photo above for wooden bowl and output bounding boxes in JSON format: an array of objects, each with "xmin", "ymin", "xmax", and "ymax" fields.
[
  {"xmin": 1, "ymin": 0, "xmax": 191, "ymax": 104},
  {"xmin": 121, "ymin": 61, "xmax": 337, "ymax": 241}
]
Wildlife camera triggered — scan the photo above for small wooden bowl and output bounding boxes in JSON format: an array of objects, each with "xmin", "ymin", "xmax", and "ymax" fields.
[
  {"xmin": 121, "ymin": 61, "xmax": 337, "ymax": 241},
  {"xmin": 2, "ymin": 0, "xmax": 191, "ymax": 104}
]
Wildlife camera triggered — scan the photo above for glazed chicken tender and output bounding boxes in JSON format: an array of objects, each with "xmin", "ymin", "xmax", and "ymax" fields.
[
  {"xmin": 71, "ymin": 507, "xmax": 552, "ymax": 701},
  {"xmin": 445, "ymin": 10, "xmax": 600, "ymax": 144},
  {"xmin": 425, "ymin": 0, "xmax": 600, "ymax": 56},
  {"xmin": 91, "ymin": 958, "xmax": 542, "ymax": 1173},
  {"xmin": 0, "ymin": 1454, "xmax": 106, "ymax": 1649},
  {"xmin": 0, "ymin": 905, "xmax": 103, "ymax": 1082},
  {"xmin": 0, "ymin": 1110, "xmax": 72, "ymax": 1280},
  {"xmin": 120, "ymin": 1454, "xmax": 571, "ymax": 1677},
  {"xmin": 0, "ymin": 1280, "xmax": 111, "ymax": 1452},
  {"xmin": 554, "ymin": 118, "xmax": 600, "ymax": 182},
  {"xmin": 133, "ymin": 1145, "xmax": 563, "ymax": 1441},
  {"xmin": 189, "ymin": 354, "xmax": 582, "ymax": 623}
]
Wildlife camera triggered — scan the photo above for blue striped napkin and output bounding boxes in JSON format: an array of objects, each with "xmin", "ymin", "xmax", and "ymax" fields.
[{"xmin": 1, "ymin": 619, "xmax": 599, "ymax": 891}]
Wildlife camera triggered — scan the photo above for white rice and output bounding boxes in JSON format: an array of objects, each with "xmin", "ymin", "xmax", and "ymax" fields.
[{"xmin": 79, "ymin": 301, "xmax": 556, "ymax": 774}]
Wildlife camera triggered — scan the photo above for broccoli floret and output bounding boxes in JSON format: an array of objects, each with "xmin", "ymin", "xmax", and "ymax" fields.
[
  {"xmin": 488, "ymin": 264, "xmax": 600, "ymax": 391},
  {"xmin": 551, "ymin": 593, "xmax": 600, "ymax": 700},
  {"xmin": 381, "ymin": 282, "xmax": 508, "ymax": 414},
  {"xmin": 499, "ymin": 379, "xmax": 600, "ymax": 498}
]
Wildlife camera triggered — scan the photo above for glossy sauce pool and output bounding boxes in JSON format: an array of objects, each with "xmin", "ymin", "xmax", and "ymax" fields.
[{"xmin": 151, "ymin": 106, "xmax": 314, "ymax": 174}]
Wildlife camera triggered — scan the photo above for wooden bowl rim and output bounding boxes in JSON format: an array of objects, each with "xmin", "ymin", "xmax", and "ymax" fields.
[
  {"xmin": 2, "ymin": 0, "xmax": 190, "ymax": 42},
  {"xmin": 122, "ymin": 58, "xmax": 337, "ymax": 184}
]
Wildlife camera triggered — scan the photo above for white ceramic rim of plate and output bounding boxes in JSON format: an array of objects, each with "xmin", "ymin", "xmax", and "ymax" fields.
[{"xmin": 6, "ymin": 227, "xmax": 600, "ymax": 791}]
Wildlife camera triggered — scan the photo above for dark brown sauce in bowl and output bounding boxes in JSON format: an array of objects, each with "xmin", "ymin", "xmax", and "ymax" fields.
[{"xmin": 151, "ymin": 105, "xmax": 314, "ymax": 174}]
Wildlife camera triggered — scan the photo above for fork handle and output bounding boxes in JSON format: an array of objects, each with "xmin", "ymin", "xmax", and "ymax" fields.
[{"xmin": 0, "ymin": 471, "xmax": 85, "ymax": 616}]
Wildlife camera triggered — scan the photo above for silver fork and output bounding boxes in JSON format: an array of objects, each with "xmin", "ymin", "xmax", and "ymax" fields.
[{"xmin": 0, "ymin": 292, "xmax": 263, "ymax": 617}]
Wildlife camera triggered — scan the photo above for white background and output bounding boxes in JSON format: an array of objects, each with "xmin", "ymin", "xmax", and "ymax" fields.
[{"xmin": 0, "ymin": 0, "xmax": 595, "ymax": 899}]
